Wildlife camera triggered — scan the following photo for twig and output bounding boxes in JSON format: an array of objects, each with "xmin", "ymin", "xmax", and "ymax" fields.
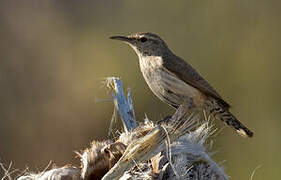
[
  {"xmin": 162, "ymin": 125, "xmax": 180, "ymax": 179},
  {"xmin": 249, "ymin": 165, "xmax": 261, "ymax": 180},
  {"xmin": 108, "ymin": 104, "xmax": 118, "ymax": 137},
  {"xmin": 0, "ymin": 162, "xmax": 14, "ymax": 180}
]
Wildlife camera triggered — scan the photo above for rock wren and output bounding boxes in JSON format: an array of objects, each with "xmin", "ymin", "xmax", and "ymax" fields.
[{"xmin": 110, "ymin": 32, "xmax": 253, "ymax": 137}]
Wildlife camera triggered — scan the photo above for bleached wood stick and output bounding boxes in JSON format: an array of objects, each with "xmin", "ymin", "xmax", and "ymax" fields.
[{"xmin": 106, "ymin": 77, "xmax": 137, "ymax": 132}]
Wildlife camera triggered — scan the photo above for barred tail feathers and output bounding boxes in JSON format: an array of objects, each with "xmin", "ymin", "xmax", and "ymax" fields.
[{"xmin": 207, "ymin": 100, "xmax": 253, "ymax": 137}]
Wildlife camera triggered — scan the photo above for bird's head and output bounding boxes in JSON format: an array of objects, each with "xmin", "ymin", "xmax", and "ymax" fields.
[{"xmin": 110, "ymin": 32, "xmax": 170, "ymax": 57}]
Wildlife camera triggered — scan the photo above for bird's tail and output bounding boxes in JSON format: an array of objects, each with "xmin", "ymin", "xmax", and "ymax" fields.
[{"xmin": 206, "ymin": 100, "xmax": 254, "ymax": 137}]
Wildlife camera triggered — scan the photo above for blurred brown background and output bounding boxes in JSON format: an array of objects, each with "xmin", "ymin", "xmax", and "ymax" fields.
[{"xmin": 0, "ymin": 0, "xmax": 280, "ymax": 179}]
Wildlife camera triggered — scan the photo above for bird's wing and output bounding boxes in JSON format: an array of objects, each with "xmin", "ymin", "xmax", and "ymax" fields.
[{"xmin": 163, "ymin": 55, "xmax": 230, "ymax": 108}]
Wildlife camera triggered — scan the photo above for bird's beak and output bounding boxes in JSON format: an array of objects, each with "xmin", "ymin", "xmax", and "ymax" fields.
[{"xmin": 110, "ymin": 35, "xmax": 132, "ymax": 43}]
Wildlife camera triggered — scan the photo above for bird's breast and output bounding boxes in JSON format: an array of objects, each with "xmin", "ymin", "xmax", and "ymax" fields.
[{"xmin": 139, "ymin": 56, "xmax": 206, "ymax": 107}]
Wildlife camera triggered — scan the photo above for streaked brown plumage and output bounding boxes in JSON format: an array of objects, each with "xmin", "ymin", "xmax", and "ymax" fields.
[{"xmin": 110, "ymin": 32, "xmax": 253, "ymax": 137}]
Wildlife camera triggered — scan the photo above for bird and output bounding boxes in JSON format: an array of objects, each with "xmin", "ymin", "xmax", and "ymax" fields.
[{"xmin": 110, "ymin": 32, "xmax": 253, "ymax": 137}]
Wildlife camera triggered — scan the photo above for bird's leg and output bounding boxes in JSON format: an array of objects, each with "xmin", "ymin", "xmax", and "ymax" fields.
[
  {"xmin": 157, "ymin": 115, "xmax": 173, "ymax": 124},
  {"xmin": 181, "ymin": 96, "xmax": 195, "ymax": 110}
]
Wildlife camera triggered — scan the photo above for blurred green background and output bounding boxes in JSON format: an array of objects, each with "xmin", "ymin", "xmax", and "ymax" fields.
[{"xmin": 0, "ymin": 0, "xmax": 280, "ymax": 179}]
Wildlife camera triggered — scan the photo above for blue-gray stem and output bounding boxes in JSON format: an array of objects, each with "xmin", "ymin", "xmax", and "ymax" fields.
[{"xmin": 109, "ymin": 77, "xmax": 137, "ymax": 132}]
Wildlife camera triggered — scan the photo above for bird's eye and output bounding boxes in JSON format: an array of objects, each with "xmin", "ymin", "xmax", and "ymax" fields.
[{"xmin": 139, "ymin": 37, "xmax": 147, "ymax": 43}]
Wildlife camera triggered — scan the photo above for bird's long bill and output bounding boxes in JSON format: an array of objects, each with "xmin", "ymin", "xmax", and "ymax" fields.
[{"xmin": 110, "ymin": 35, "xmax": 131, "ymax": 42}]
